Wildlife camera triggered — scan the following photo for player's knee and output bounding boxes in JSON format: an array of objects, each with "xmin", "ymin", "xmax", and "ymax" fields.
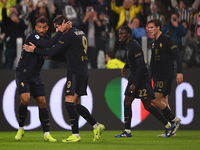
[
  {"xmin": 39, "ymin": 100, "xmax": 46, "ymax": 108},
  {"xmin": 21, "ymin": 97, "xmax": 30, "ymax": 105},
  {"xmin": 151, "ymin": 99, "xmax": 156, "ymax": 105},
  {"xmin": 36, "ymin": 97, "xmax": 46, "ymax": 108},
  {"xmin": 21, "ymin": 99, "xmax": 29, "ymax": 105},
  {"xmin": 151, "ymin": 99, "xmax": 160, "ymax": 107},
  {"xmin": 20, "ymin": 93, "xmax": 30, "ymax": 105},
  {"xmin": 143, "ymin": 101, "xmax": 151, "ymax": 110}
]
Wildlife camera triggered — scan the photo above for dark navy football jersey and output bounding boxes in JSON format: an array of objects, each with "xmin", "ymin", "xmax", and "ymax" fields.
[
  {"xmin": 16, "ymin": 30, "xmax": 63, "ymax": 75},
  {"xmin": 34, "ymin": 27, "xmax": 89, "ymax": 76},
  {"xmin": 125, "ymin": 39, "xmax": 151, "ymax": 86},
  {"xmin": 150, "ymin": 33, "xmax": 182, "ymax": 80}
]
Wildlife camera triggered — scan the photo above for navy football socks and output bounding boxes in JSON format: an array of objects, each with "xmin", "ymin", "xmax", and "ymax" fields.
[
  {"xmin": 162, "ymin": 106, "xmax": 176, "ymax": 123},
  {"xmin": 146, "ymin": 105, "xmax": 168, "ymax": 125},
  {"xmin": 65, "ymin": 102, "xmax": 79, "ymax": 134},
  {"xmin": 124, "ymin": 105, "xmax": 132, "ymax": 129},
  {"xmin": 75, "ymin": 104, "xmax": 97, "ymax": 126},
  {"xmin": 39, "ymin": 108, "xmax": 50, "ymax": 133},
  {"xmin": 18, "ymin": 103, "xmax": 27, "ymax": 127}
]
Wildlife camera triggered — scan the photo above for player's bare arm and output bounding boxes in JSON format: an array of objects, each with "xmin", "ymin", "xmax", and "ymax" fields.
[
  {"xmin": 121, "ymin": 65, "xmax": 126, "ymax": 77},
  {"xmin": 176, "ymin": 73, "xmax": 183, "ymax": 85}
]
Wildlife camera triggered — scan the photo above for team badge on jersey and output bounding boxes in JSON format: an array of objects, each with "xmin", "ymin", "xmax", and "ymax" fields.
[
  {"xmin": 152, "ymin": 43, "xmax": 154, "ymax": 48},
  {"xmin": 67, "ymin": 81, "xmax": 71, "ymax": 88},
  {"xmin": 35, "ymin": 35, "xmax": 40, "ymax": 40},
  {"xmin": 160, "ymin": 43, "xmax": 162, "ymax": 47}
]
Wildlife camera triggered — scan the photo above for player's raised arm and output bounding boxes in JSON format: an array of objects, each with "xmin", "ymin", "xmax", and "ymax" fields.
[{"xmin": 35, "ymin": 20, "xmax": 72, "ymax": 48}]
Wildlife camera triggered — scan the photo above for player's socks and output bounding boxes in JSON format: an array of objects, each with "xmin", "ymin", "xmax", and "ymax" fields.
[
  {"xmin": 19, "ymin": 127, "xmax": 24, "ymax": 130},
  {"xmin": 165, "ymin": 122, "xmax": 172, "ymax": 129},
  {"xmin": 124, "ymin": 105, "xmax": 132, "ymax": 129},
  {"xmin": 146, "ymin": 105, "xmax": 168, "ymax": 125},
  {"xmin": 44, "ymin": 132, "xmax": 50, "ymax": 137},
  {"xmin": 39, "ymin": 108, "xmax": 50, "ymax": 132},
  {"xmin": 75, "ymin": 104, "xmax": 97, "ymax": 126},
  {"xmin": 73, "ymin": 133, "xmax": 80, "ymax": 137},
  {"xmin": 124, "ymin": 129, "xmax": 131, "ymax": 134},
  {"xmin": 93, "ymin": 122, "xmax": 100, "ymax": 129},
  {"xmin": 18, "ymin": 103, "xmax": 28, "ymax": 127},
  {"xmin": 65, "ymin": 102, "xmax": 79, "ymax": 134},
  {"xmin": 162, "ymin": 106, "xmax": 176, "ymax": 122}
]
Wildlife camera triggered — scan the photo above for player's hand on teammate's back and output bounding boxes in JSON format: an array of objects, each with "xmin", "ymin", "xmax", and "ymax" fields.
[
  {"xmin": 23, "ymin": 42, "xmax": 36, "ymax": 53},
  {"xmin": 60, "ymin": 20, "xmax": 72, "ymax": 33},
  {"xmin": 176, "ymin": 73, "xmax": 183, "ymax": 85}
]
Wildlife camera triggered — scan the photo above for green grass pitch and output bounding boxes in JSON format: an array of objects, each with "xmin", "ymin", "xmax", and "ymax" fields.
[{"xmin": 1, "ymin": 130, "xmax": 200, "ymax": 150}]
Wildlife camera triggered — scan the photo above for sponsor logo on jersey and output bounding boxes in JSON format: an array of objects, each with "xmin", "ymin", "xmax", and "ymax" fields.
[
  {"xmin": 59, "ymin": 40, "xmax": 64, "ymax": 44},
  {"xmin": 152, "ymin": 43, "xmax": 154, "ymax": 48},
  {"xmin": 67, "ymin": 81, "xmax": 71, "ymax": 88},
  {"xmin": 135, "ymin": 53, "xmax": 141, "ymax": 58},
  {"xmin": 21, "ymin": 82, "xmax": 24, "ymax": 87},
  {"xmin": 171, "ymin": 45, "xmax": 177, "ymax": 49},
  {"xmin": 35, "ymin": 35, "xmax": 40, "ymax": 39}
]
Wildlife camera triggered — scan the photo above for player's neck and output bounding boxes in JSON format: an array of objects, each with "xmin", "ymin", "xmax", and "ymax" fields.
[
  {"xmin": 125, "ymin": 37, "xmax": 131, "ymax": 45},
  {"xmin": 155, "ymin": 31, "xmax": 162, "ymax": 40}
]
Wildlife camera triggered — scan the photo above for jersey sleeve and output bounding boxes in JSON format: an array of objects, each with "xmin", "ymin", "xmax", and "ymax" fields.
[
  {"xmin": 33, "ymin": 31, "xmax": 63, "ymax": 48},
  {"xmin": 132, "ymin": 45, "xmax": 145, "ymax": 87},
  {"xmin": 168, "ymin": 37, "xmax": 182, "ymax": 73},
  {"xmin": 150, "ymin": 42, "xmax": 155, "ymax": 78},
  {"xmin": 34, "ymin": 33, "xmax": 70, "ymax": 57}
]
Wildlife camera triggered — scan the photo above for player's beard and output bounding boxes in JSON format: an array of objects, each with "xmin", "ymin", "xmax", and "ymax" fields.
[{"xmin": 39, "ymin": 32, "xmax": 45, "ymax": 37}]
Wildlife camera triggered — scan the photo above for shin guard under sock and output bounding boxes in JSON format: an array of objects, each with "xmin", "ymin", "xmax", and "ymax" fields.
[
  {"xmin": 75, "ymin": 104, "xmax": 97, "ymax": 126},
  {"xmin": 65, "ymin": 102, "xmax": 79, "ymax": 134},
  {"xmin": 124, "ymin": 105, "xmax": 132, "ymax": 129},
  {"xmin": 18, "ymin": 103, "xmax": 28, "ymax": 127},
  {"xmin": 146, "ymin": 105, "xmax": 168, "ymax": 125},
  {"xmin": 39, "ymin": 108, "xmax": 50, "ymax": 133}
]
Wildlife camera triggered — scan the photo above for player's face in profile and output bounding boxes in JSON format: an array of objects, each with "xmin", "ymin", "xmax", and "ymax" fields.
[
  {"xmin": 105, "ymin": 54, "xmax": 110, "ymax": 63},
  {"xmin": 118, "ymin": 29, "xmax": 128, "ymax": 42},
  {"xmin": 35, "ymin": 22, "xmax": 49, "ymax": 37},
  {"xmin": 148, "ymin": 23, "xmax": 158, "ymax": 36},
  {"xmin": 54, "ymin": 23, "xmax": 62, "ymax": 32}
]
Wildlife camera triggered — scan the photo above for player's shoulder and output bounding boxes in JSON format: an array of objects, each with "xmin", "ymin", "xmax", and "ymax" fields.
[
  {"xmin": 25, "ymin": 30, "xmax": 40, "ymax": 41},
  {"xmin": 64, "ymin": 27, "xmax": 86, "ymax": 39},
  {"xmin": 129, "ymin": 39, "xmax": 140, "ymax": 47},
  {"xmin": 161, "ymin": 33, "xmax": 172, "ymax": 40},
  {"xmin": 69, "ymin": 27, "xmax": 85, "ymax": 36}
]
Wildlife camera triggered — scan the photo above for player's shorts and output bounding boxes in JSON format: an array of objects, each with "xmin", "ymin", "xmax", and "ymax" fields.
[
  {"xmin": 65, "ymin": 72, "xmax": 88, "ymax": 96},
  {"xmin": 124, "ymin": 76, "xmax": 155, "ymax": 101},
  {"xmin": 153, "ymin": 78, "xmax": 173, "ymax": 95},
  {"xmin": 15, "ymin": 71, "xmax": 45, "ymax": 99}
]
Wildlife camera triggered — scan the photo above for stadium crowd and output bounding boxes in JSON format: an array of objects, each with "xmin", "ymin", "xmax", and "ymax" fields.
[{"xmin": 0, "ymin": 0, "xmax": 200, "ymax": 69}]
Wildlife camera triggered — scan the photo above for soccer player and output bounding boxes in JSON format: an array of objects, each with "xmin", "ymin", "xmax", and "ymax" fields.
[
  {"xmin": 147, "ymin": 18, "xmax": 183, "ymax": 137},
  {"xmin": 15, "ymin": 17, "xmax": 71, "ymax": 142},
  {"xmin": 23, "ymin": 15, "xmax": 105, "ymax": 142},
  {"xmin": 115, "ymin": 26, "xmax": 175, "ymax": 138}
]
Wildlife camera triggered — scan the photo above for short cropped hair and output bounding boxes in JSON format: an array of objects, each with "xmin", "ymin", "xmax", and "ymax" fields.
[
  {"xmin": 53, "ymin": 15, "xmax": 69, "ymax": 25},
  {"xmin": 36, "ymin": 17, "xmax": 48, "ymax": 25},
  {"xmin": 170, "ymin": 11, "xmax": 179, "ymax": 18},
  {"xmin": 120, "ymin": 26, "xmax": 132, "ymax": 35},
  {"xmin": 147, "ymin": 18, "xmax": 162, "ymax": 31},
  {"xmin": 106, "ymin": 51, "xmax": 115, "ymax": 59}
]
